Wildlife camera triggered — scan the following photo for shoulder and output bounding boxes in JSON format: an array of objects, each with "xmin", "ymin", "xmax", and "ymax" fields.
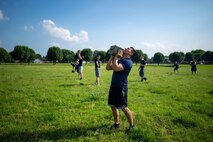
[{"xmin": 120, "ymin": 58, "xmax": 132, "ymax": 69}]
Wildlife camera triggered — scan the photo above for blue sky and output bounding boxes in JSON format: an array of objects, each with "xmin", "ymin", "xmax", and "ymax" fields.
[{"xmin": 0, "ymin": 0, "xmax": 213, "ymax": 57}]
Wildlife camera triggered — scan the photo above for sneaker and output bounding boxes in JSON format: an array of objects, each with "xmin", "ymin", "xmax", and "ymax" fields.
[
  {"xmin": 110, "ymin": 123, "xmax": 120, "ymax": 130},
  {"xmin": 125, "ymin": 125, "xmax": 135, "ymax": 134},
  {"xmin": 141, "ymin": 78, "xmax": 143, "ymax": 82},
  {"xmin": 144, "ymin": 77, "xmax": 147, "ymax": 81}
]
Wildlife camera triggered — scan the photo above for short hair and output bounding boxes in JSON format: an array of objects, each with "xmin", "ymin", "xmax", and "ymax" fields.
[{"xmin": 130, "ymin": 47, "xmax": 136, "ymax": 55}]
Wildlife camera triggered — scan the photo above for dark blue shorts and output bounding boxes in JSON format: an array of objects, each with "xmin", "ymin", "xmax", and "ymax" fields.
[
  {"xmin": 108, "ymin": 86, "xmax": 128, "ymax": 109},
  {"xmin": 139, "ymin": 68, "xmax": 144, "ymax": 77}
]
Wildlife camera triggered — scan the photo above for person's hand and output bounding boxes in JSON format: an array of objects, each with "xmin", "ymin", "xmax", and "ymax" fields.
[{"xmin": 115, "ymin": 49, "xmax": 123, "ymax": 58}]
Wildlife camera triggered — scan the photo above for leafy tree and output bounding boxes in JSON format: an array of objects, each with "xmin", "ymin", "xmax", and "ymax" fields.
[
  {"xmin": 105, "ymin": 50, "xmax": 111, "ymax": 61},
  {"xmin": 0, "ymin": 48, "xmax": 11, "ymax": 63},
  {"xmin": 153, "ymin": 52, "xmax": 164, "ymax": 65},
  {"xmin": 211, "ymin": 52, "xmax": 213, "ymax": 62},
  {"xmin": 23, "ymin": 46, "xmax": 31, "ymax": 62},
  {"xmin": 12, "ymin": 45, "xmax": 35, "ymax": 63},
  {"xmin": 131, "ymin": 49, "xmax": 143, "ymax": 65},
  {"xmin": 9, "ymin": 51, "xmax": 14, "ymax": 62},
  {"xmin": 191, "ymin": 49, "xmax": 205, "ymax": 55},
  {"xmin": 184, "ymin": 52, "xmax": 194, "ymax": 63},
  {"xmin": 46, "ymin": 46, "xmax": 63, "ymax": 64},
  {"xmin": 93, "ymin": 50, "xmax": 100, "ymax": 60},
  {"xmin": 98, "ymin": 51, "xmax": 107, "ymax": 63},
  {"xmin": 202, "ymin": 51, "xmax": 213, "ymax": 63},
  {"xmin": 27, "ymin": 48, "xmax": 36, "ymax": 64},
  {"xmin": 13, "ymin": 45, "xmax": 25, "ymax": 62},
  {"xmin": 143, "ymin": 53, "xmax": 148, "ymax": 61},
  {"xmin": 36, "ymin": 54, "xmax": 42, "ymax": 59},
  {"xmin": 61, "ymin": 49, "xmax": 75, "ymax": 63},
  {"xmin": 93, "ymin": 50, "xmax": 106, "ymax": 63},
  {"xmin": 191, "ymin": 49, "xmax": 205, "ymax": 62},
  {"xmin": 81, "ymin": 48, "xmax": 93, "ymax": 63},
  {"xmin": 169, "ymin": 52, "xmax": 184, "ymax": 63},
  {"xmin": 194, "ymin": 53, "xmax": 203, "ymax": 62}
]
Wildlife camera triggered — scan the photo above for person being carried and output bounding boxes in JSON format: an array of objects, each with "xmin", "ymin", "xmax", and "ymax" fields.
[{"xmin": 106, "ymin": 46, "xmax": 135, "ymax": 133}]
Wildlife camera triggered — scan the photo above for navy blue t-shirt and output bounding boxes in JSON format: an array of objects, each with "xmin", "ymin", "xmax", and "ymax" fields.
[
  {"xmin": 140, "ymin": 60, "xmax": 146, "ymax": 69},
  {"xmin": 111, "ymin": 58, "xmax": 133, "ymax": 87},
  {"xmin": 78, "ymin": 59, "xmax": 83, "ymax": 66}
]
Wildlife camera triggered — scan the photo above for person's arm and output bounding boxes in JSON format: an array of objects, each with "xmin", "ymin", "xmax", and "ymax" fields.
[
  {"xmin": 78, "ymin": 53, "xmax": 82, "ymax": 59},
  {"xmin": 112, "ymin": 56, "xmax": 124, "ymax": 72},
  {"xmin": 106, "ymin": 56, "xmax": 113, "ymax": 70}
]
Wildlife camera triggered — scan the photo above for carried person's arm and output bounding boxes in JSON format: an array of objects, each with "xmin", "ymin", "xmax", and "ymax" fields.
[{"xmin": 106, "ymin": 56, "xmax": 113, "ymax": 70}]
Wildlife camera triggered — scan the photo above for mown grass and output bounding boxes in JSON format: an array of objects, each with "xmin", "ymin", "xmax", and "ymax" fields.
[{"xmin": 0, "ymin": 63, "xmax": 213, "ymax": 142}]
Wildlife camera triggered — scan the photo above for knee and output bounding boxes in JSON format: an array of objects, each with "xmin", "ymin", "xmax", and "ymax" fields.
[{"xmin": 122, "ymin": 107, "xmax": 128, "ymax": 113}]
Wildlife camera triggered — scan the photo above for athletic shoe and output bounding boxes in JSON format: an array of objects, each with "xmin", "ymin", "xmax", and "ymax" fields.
[
  {"xmin": 144, "ymin": 77, "xmax": 147, "ymax": 81},
  {"xmin": 110, "ymin": 123, "xmax": 120, "ymax": 130},
  {"xmin": 125, "ymin": 125, "xmax": 135, "ymax": 134}
]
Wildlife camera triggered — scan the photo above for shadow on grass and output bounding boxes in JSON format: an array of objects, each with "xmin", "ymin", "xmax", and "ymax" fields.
[
  {"xmin": 59, "ymin": 83, "xmax": 90, "ymax": 87},
  {"xmin": 0, "ymin": 124, "xmax": 155, "ymax": 142},
  {"xmin": 0, "ymin": 125, "xmax": 110, "ymax": 142}
]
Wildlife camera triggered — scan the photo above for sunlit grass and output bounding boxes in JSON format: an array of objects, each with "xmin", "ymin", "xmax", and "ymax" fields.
[{"xmin": 0, "ymin": 63, "xmax": 213, "ymax": 141}]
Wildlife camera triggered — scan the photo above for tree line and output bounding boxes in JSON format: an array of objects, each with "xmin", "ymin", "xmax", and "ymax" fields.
[{"xmin": 0, "ymin": 45, "xmax": 213, "ymax": 64}]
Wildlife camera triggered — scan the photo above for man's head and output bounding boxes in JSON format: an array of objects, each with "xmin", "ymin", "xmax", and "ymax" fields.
[
  {"xmin": 96, "ymin": 55, "xmax": 100, "ymax": 59},
  {"xmin": 124, "ymin": 47, "xmax": 135, "ymax": 57}
]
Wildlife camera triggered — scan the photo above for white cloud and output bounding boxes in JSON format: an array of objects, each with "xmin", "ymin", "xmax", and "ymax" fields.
[
  {"xmin": 141, "ymin": 41, "xmax": 179, "ymax": 56},
  {"xmin": 24, "ymin": 25, "xmax": 35, "ymax": 31},
  {"xmin": 41, "ymin": 19, "xmax": 88, "ymax": 43},
  {"xmin": 141, "ymin": 42, "xmax": 167, "ymax": 50},
  {"xmin": 0, "ymin": 10, "xmax": 9, "ymax": 21}
]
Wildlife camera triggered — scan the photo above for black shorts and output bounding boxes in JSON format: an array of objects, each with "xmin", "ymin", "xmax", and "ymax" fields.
[{"xmin": 108, "ymin": 86, "xmax": 128, "ymax": 109}]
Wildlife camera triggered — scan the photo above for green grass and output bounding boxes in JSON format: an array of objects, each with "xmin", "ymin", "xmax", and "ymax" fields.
[{"xmin": 0, "ymin": 63, "xmax": 213, "ymax": 142}]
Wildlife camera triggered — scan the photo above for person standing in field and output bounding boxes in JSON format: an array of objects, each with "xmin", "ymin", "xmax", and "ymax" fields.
[
  {"xmin": 106, "ymin": 47, "xmax": 135, "ymax": 133},
  {"xmin": 139, "ymin": 56, "xmax": 147, "ymax": 81},
  {"xmin": 77, "ymin": 52, "xmax": 84, "ymax": 80},
  {"xmin": 190, "ymin": 60, "xmax": 197, "ymax": 74},
  {"xmin": 174, "ymin": 61, "xmax": 179, "ymax": 73},
  {"xmin": 94, "ymin": 55, "xmax": 101, "ymax": 85}
]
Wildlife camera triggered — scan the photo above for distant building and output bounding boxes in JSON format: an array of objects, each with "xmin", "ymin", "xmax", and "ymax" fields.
[{"xmin": 34, "ymin": 59, "xmax": 42, "ymax": 63}]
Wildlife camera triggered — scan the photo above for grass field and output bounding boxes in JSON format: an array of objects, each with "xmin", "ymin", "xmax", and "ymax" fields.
[{"xmin": 0, "ymin": 63, "xmax": 213, "ymax": 142}]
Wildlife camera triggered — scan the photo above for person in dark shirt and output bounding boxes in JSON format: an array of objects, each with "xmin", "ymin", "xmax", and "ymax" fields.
[
  {"xmin": 106, "ymin": 47, "xmax": 135, "ymax": 133},
  {"xmin": 190, "ymin": 60, "xmax": 197, "ymax": 74},
  {"xmin": 139, "ymin": 56, "xmax": 147, "ymax": 81},
  {"xmin": 174, "ymin": 61, "xmax": 179, "ymax": 73},
  {"xmin": 77, "ymin": 54, "xmax": 84, "ymax": 80},
  {"xmin": 94, "ymin": 55, "xmax": 101, "ymax": 85}
]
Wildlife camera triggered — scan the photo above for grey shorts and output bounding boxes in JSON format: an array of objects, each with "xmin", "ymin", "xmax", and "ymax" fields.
[
  {"xmin": 95, "ymin": 68, "xmax": 100, "ymax": 77},
  {"xmin": 78, "ymin": 66, "xmax": 83, "ymax": 73}
]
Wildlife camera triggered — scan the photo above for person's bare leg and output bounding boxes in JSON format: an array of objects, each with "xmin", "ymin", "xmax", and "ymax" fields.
[
  {"xmin": 122, "ymin": 107, "xmax": 133, "ymax": 126},
  {"xmin": 96, "ymin": 77, "xmax": 100, "ymax": 85},
  {"xmin": 111, "ymin": 107, "xmax": 119, "ymax": 124}
]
